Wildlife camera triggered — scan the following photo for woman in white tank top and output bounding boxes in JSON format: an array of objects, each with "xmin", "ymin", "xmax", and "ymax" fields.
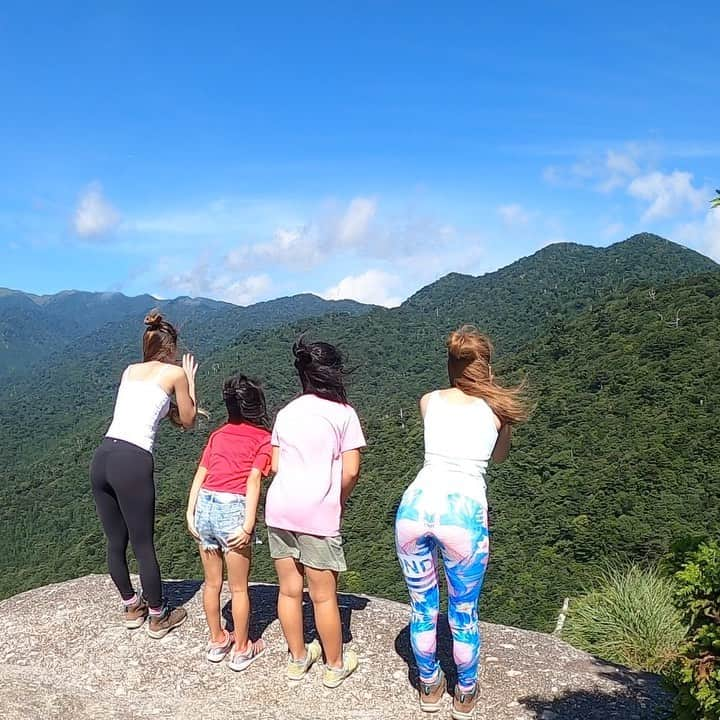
[
  {"xmin": 395, "ymin": 325, "xmax": 528, "ymax": 719},
  {"xmin": 90, "ymin": 312, "xmax": 199, "ymax": 638}
]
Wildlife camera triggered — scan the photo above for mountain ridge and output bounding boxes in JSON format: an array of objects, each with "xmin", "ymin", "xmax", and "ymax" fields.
[
  {"xmin": 0, "ymin": 288, "xmax": 374, "ymax": 379},
  {"xmin": 0, "ymin": 233, "xmax": 718, "ymax": 634}
]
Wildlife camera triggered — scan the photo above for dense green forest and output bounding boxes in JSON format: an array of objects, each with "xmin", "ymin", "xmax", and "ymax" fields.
[
  {"xmin": 0, "ymin": 287, "xmax": 370, "ymax": 380},
  {"xmin": 1, "ymin": 233, "xmax": 718, "ymax": 632}
]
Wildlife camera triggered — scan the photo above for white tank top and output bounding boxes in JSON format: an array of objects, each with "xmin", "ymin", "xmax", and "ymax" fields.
[
  {"xmin": 105, "ymin": 365, "xmax": 172, "ymax": 452},
  {"xmin": 416, "ymin": 390, "xmax": 499, "ymax": 500}
]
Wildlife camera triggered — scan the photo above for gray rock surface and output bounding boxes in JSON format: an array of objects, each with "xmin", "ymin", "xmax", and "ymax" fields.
[{"xmin": 0, "ymin": 575, "xmax": 671, "ymax": 720}]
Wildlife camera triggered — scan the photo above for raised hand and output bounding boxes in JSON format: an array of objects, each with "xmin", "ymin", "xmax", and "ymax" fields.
[{"xmin": 182, "ymin": 353, "xmax": 199, "ymax": 384}]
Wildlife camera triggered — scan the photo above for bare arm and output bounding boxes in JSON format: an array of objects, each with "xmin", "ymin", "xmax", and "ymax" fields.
[
  {"xmin": 174, "ymin": 354, "xmax": 198, "ymax": 428},
  {"xmin": 340, "ymin": 449, "xmax": 361, "ymax": 508},
  {"xmin": 491, "ymin": 424, "xmax": 512, "ymax": 463},
  {"xmin": 271, "ymin": 446, "xmax": 280, "ymax": 474},
  {"xmin": 227, "ymin": 468, "xmax": 262, "ymax": 549},
  {"xmin": 186, "ymin": 466, "xmax": 208, "ymax": 538},
  {"xmin": 419, "ymin": 392, "xmax": 432, "ymax": 419}
]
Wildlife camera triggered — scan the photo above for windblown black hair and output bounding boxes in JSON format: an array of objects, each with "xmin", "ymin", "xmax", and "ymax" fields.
[
  {"xmin": 222, "ymin": 374, "xmax": 270, "ymax": 430},
  {"xmin": 293, "ymin": 335, "xmax": 348, "ymax": 404}
]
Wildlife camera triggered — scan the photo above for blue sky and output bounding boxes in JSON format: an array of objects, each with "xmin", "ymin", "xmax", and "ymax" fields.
[{"xmin": 1, "ymin": 2, "xmax": 718, "ymax": 306}]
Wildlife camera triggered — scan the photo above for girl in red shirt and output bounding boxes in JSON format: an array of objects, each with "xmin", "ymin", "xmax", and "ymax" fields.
[{"xmin": 187, "ymin": 374, "xmax": 271, "ymax": 670}]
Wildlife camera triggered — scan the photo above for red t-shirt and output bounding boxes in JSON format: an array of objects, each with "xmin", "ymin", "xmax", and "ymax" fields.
[{"xmin": 199, "ymin": 422, "xmax": 272, "ymax": 495}]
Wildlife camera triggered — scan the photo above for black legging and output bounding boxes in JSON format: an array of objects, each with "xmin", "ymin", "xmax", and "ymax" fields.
[{"xmin": 90, "ymin": 437, "xmax": 163, "ymax": 607}]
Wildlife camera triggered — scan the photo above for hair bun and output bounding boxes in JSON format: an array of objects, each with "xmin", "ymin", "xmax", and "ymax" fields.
[
  {"xmin": 144, "ymin": 310, "xmax": 163, "ymax": 331},
  {"xmin": 292, "ymin": 340, "xmax": 313, "ymax": 367},
  {"xmin": 447, "ymin": 325, "xmax": 482, "ymax": 360}
]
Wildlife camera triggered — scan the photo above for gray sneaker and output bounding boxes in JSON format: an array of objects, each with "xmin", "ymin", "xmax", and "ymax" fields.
[
  {"xmin": 287, "ymin": 639, "xmax": 322, "ymax": 680},
  {"xmin": 419, "ymin": 669, "xmax": 446, "ymax": 712},
  {"xmin": 322, "ymin": 649, "xmax": 359, "ymax": 688},
  {"xmin": 452, "ymin": 684, "xmax": 479, "ymax": 720}
]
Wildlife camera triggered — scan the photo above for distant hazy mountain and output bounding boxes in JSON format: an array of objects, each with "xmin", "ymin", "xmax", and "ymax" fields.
[{"xmin": 0, "ymin": 288, "xmax": 371, "ymax": 378}]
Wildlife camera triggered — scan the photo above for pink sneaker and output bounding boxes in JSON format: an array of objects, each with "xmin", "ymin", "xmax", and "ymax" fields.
[
  {"xmin": 229, "ymin": 638, "xmax": 266, "ymax": 672},
  {"xmin": 207, "ymin": 629, "xmax": 235, "ymax": 663}
]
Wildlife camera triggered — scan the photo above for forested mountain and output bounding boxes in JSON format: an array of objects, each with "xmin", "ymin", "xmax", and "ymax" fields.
[
  {"xmin": 1, "ymin": 234, "xmax": 718, "ymax": 634},
  {"xmin": 403, "ymin": 233, "xmax": 717, "ymax": 352},
  {"xmin": 0, "ymin": 288, "xmax": 370, "ymax": 380},
  {"xmin": 0, "ymin": 288, "xmax": 223, "ymax": 378}
]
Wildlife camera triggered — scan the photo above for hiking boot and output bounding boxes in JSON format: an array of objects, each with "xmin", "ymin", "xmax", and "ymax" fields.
[
  {"xmin": 287, "ymin": 639, "xmax": 322, "ymax": 680},
  {"xmin": 322, "ymin": 648, "xmax": 359, "ymax": 688},
  {"xmin": 419, "ymin": 669, "xmax": 446, "ymax": 712},
  {"xmin": 452, "ymin": 684, "xmax": 479, "ymax": 720},
  {"xmin": 123, "ymin": 596, "xmax": 148, "ymax": 629},
  {"xmin": 147, "ymin": 606, "xmax": 188, "ymax": 639}
]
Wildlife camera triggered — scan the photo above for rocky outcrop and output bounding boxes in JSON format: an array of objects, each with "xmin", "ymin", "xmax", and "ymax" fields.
[{"xmin": 0, "ymin": 575, "xmax": 669, "ymax": 719}]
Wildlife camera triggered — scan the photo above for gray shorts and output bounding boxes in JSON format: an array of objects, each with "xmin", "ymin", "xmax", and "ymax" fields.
[{"xmin": 267, "ymin": 527, "xmax": 347, "ymax": 572}]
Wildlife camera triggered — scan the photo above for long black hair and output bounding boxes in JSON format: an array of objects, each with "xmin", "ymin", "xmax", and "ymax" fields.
[
  {"xmin": 222, "ymin": 374, "xmax": 271, "ymax": 430},
  {"xmin": 293, "ymin": 335, "xmax": 348, "ymax": 404}
]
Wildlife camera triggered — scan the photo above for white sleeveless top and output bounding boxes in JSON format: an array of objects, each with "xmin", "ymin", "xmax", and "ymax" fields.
[
  {"xmin": 415, "ymin": 390, "xmax": 499, "ymax": 500},
  {"xmin": 106, "ymin": 365, "xmax": 172, "ymax": 452}
]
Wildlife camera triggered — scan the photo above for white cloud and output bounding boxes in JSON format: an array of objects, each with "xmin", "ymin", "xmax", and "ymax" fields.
[
  {"xmin": 542, "ymin": 165, "xmax": 562, "ymax": 185},
  {"xmin": 542, "ymin": 145, "xmax": 643, "ymax": 192},
  {"xmin": 597, "ymin": 149, "xmax": 642, "ymax": 192},
  {"xmin": 74, "ymin": 182, "xmax": 120, "ymax": 237},
  {"xmin": 223, "ymin": 196, "xmax": 377, "ymax": 271},
  {"xmin": 238, "ymin": 224, "xmax": 325, "ymax": 268},
  {"xmin": 124, "ymin": 197, "xmax": 292, "ymax": 237},
  {"xmin": 498, "ymin": 203, "xmax": 530, "ymax": 226},
  {"xmin": 606, "ymin": 149, "xmax": 640, "ymax": 177},
  {"xmin": 323, "ymin": 270, "xmax": 402, "ymax": 307},
  {"xmin": 163, "ymin": 260, "xmax": 271, "ymax": 305},
  {"xmin": 542, "ymin": 145, "xmax": 712, "ymax": 227},
  {"xmin": 337, "ymin": 197, "xmax": 377, "ymax": 245},
  {"xmin": 628, "ymin": 170, "xmax": 707, "ymax": 220},
  {"xmin": 221, "ymin": 275, "xmax": 272, "ymax": 305},
  {"xmin": 602, "ymin": 222, "xmax": 625, "ymax": 240},
  {"xmin": 223, "ymin": 195, "xmax": 465, "ymax": 272},
  {"xmin": 146, "ymin": 194, "xmax": 486, "ymax": 305},
  {"xmin": 675, "ymin": 208, "xmax": 720, "ymax": 261}
]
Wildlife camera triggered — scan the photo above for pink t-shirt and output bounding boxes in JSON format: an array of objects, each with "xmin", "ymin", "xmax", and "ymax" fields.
[{"xmin": 265, "ymin": 394, "xmax": 366, "ymax": 537}]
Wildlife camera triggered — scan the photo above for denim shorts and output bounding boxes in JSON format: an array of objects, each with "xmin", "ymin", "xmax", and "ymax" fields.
[{"xmin": 194, "ymin": 489, "xmax": 249, "ymax": 553}]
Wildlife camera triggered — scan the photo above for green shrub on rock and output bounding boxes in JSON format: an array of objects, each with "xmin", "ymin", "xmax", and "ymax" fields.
[
  {"xmin": 562, "ymin": 563, "xmax": 686, "ymax": 673},
  {"xmin": 671, "ymin": 540, "xmax": 720, "ymax": 720}
]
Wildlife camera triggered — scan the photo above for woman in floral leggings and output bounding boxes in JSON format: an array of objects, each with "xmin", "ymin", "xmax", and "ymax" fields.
[{"xmin": 395, "ymin": 326, "xmax": 528, "ymax": 719}]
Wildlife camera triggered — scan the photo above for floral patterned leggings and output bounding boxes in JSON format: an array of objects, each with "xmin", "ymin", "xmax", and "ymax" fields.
[{"xmin": 395, "ymin": 482, "xmax": 489, "ymax": 692}]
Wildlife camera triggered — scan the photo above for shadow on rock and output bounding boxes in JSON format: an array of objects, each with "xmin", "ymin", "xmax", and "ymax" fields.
[
  {"xmin": 394, "ymin": 614, "xmax": 458, "ymax": 691},
  {"xmin": 163, "ymin": 579, "xmax": 202, "ymax": 607},
  {"xmin": 221, "ymin": 584, "xmax": 370, "ymax": 647},
  {"xmin": 519, "ymin": 657, "xmax": 673, "ymax": 720}
]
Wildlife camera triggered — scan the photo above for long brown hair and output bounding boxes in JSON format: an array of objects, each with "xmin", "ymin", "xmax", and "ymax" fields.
[
  {"xmin": 446, "ymin": 325, "xmax": 528, "ymax": 426},
  {"xmin": 143, "ymin": 311, "xmax": 178, "ymax": 362},
  {"xmin": 142, "ymin": 311, "xmax": 188, "ymax": 427}
]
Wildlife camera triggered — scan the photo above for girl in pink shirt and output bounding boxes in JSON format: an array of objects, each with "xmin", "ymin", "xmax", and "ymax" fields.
[{"xmin": 265, "ymin": 337, "xmax": 365, "ymax": 687}]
